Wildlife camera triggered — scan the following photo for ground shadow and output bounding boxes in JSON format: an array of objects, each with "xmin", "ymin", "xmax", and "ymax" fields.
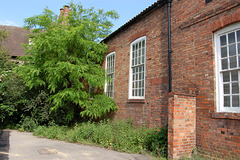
[{"xmin": 0, "ymin": 130, "xmax": 10, "ymax": 160}]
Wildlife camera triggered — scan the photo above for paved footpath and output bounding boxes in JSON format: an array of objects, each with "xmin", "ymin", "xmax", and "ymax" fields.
[{"xmin": 0, "ymin": 130, "xmax": 152, "ymax": 160}]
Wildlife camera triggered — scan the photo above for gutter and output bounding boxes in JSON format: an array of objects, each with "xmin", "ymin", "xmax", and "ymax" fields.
[{"xmin": 167, "ymin": 0, "xmax": 172, "ymax": 92}]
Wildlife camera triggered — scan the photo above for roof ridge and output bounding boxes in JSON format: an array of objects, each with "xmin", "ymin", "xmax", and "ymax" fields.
[{"xmin": 102, "ymin": 0, "xmax": 166, "ymax": 42}]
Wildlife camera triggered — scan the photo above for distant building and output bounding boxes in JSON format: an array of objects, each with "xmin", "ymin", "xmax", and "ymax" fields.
[{"xmin": 0, "ymin": 25, "xmax": 30, "ymax": 58}]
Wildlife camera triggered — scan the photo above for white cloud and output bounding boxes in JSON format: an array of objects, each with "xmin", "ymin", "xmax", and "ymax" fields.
[{"xmin": 0, "ymin": 20, "xmax": 19, "ymax": 26}]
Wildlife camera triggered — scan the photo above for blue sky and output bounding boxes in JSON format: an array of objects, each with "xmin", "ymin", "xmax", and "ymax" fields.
[{"xmin": 0, "ymin": 0, "xmax": 157, "ymax": 32}]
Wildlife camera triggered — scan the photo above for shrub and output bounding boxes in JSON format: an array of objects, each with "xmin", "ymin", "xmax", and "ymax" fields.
[
  {"xmin": 33, "ymin": 120, "xmax": 168, "ymax": 158},
  {"xmin": 144, "ymin": 125, "xmax": 168, "ymax": 157},
  {"xmin": 19, "ymin": 116, "xmax": 38, "ymax": 132},
  {"xmin": 110, "ymin": 120, "xmax": 147, "ymax": 153}
]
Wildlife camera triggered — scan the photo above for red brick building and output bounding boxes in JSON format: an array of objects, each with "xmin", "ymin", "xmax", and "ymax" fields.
[{"xmin": 102, "ymin": 0, "xmax": 240, "ymax": 159}]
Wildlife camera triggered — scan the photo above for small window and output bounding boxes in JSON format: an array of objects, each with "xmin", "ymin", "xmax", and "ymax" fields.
[
  {"xmin": 129, "ymin": 36, "xmax": 146, "ymax": 99},
  {"xmin": 105, "ymin": 52, "xmax": 115, "ymax": 98},
  {"xmin": 215, "ymin": 22, "xmax": 240, "ymax": 113},
  {"xmin": 205, "ymin": 0, "xmax": 212, "ymax": 4}
]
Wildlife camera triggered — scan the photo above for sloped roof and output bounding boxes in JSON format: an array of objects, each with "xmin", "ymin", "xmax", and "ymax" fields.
[
  {"xmin": 0, "ymin": 25, "xmax": 30, "ymax": 57},
  {"xmin": 102, "ymin": 0, "xmax": 166, "ymax": 43}
]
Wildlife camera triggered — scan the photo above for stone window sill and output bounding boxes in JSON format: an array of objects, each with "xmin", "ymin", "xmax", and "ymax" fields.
[
  {"xmin": 212, "ymin": 112, "xmax": 240, "ymax": 120},
  {"xmin": 127, "ymin": 99, "xmax": 146, "ymax": 104}
]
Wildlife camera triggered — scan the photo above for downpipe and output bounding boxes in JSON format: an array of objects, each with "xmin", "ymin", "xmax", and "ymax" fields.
[{"xmin": 167, "ymin": 0, "xmax": 172, "ymax": 93}]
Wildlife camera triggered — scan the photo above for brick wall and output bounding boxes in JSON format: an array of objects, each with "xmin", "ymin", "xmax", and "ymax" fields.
[
  {"xmin": 104, "ymin": 0, "xmax": 240, "ymax": 159},
  {"xmin": 168, "ymin": 93, "xmax": 196, "ymax": 159},
  {"xmin": 171, "ymin": 0, "xmax": 240, "ymax": 158},
  {"xmin": 103, "ymin": 4, "xmax": 169, "ymax": 128}
]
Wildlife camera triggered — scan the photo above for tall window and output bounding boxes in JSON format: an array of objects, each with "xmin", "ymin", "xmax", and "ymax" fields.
[
  {"xmin": 129, "ymin": 36, "xmax": 146, "ymax": 99},
  {"xmin": 105, "ymin": 52, "xmax": 115, "ymax": 98},
  {"xmin": 215, "ymin": 23, "xmax": 240, "ymax": 112}
]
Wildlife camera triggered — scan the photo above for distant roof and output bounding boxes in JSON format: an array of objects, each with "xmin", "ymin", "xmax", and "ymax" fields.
[
  {"xmin": 102, "ymin": 0, "xmax": 166, "ymax": 43},
  {"xmin": 0, "ymin": 25, "xmax": 30, "ymax": 57}
]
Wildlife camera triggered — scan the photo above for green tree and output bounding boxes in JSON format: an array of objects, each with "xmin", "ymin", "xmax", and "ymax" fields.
[
  {"xmin": 0, "ymin": 29, "xmax": 19, "ymax": 125},
  {"xmin": 18, "ymin": 2, "xmax": 119, "ymax": 123}
]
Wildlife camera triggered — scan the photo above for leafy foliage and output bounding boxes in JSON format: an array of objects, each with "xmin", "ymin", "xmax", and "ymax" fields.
[
  {"xmin": 144, "ymin": 125, "xmax": 168, "ymax": 157},
  {"xmin": 33, "ymin": 120, "xmax": 167, "ymax": 158},
  {"xmin": 0, "ymin": 29, "xmax": 21, "ymax": 126},
  {"xmin": 18, "ymin": 2, "xmax": 119, "ymax": 123}
]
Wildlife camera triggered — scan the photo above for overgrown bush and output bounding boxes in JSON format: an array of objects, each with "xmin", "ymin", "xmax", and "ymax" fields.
[
  {"xmin": 0, "ymin": 29, "xmax": 22, "ymax": 127},
  {"xmin": 18, "ymin": 2, "xmax": 118, "ymax": 124},
  {"xmin": 33, "ymin": 120, "xmax": 168, "ymax": 158},
  {"xmin": 18, "ymin": 116, "xmax": 38, "ymax": 132},
  {"xmin": 1, "ymin": 2, "xmax": 119, "ymax": 129},
  {"xmin": 144, "ymin": 125, "xmax": 168, "ymax": 157}
]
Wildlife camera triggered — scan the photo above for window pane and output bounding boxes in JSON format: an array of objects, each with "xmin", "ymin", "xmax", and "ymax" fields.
[
  {"xmin": 230, "ymin": 57, "xmax": 237, "ymax": 68},
  {"xmin": 142, "ymin": 40, "xmax": 145, "ymax": 47},
  {"xmin": 220, "ymin": 35, "xmax": 227, "ymax": 46},
  {"xmin": 228, "ymin": 32, "xmax": 236, "ymax": 44},
  {"xmin": 232, "ymin": 95, "xmax": 239, "ymax": 107},
  {"xmin": 229, "ymin": 44, "xmax": 236, "ymax": 56},
  {"xmin": 223, "ymin": 72, "xmax": 230, "ymax": 82},
  {"xmin": 221, "ymin": 47, "xmax": 227, "ymax": 58},
  {"xmin": 238, "ymin": 43, "xmax": 240, "ymax": 55},
  {"xmin": 231, "ymin": 70, "xmax": 238, "ymax": 81},
  {"xmin": 221, "ymin": 59, "xmax": 228, "ymax": 70},
  {"xmin": 224, "ymin": 96, "xmax": 230, "ymax": 107},
  {"xmin": 135, "ymin": 58, "xmax": 137, "ymax": 65},
  {"xmin": 224, "ymin": 84, "xmax": 230, "ymax": 94},
  {"xmin": 139, "ymin": 66, "xmax": 142, "ymax": 72},
  {"xmin": 239, "ymin": 55, "xmax": 240, "ymax": 67},
  {"xmin": 237, "ymin": 30, "xmax": 240, "ymax": 42},
  {"xmin": 142, "ymin": 48, "xmax": 145, "ymax": 56},
  {"xmin": 232, "ymin": 83, "xmax": 239, "ymax": 94}
]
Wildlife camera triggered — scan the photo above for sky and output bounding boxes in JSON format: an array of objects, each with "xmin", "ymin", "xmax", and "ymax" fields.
[{"xmin": 0, "ymin": 0, "xmax": 157, "ymax": 32}]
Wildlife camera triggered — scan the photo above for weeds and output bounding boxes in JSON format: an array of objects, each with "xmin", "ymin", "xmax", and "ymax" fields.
[{"xmin": 33, "ymin": 120, "xmax": 168, "ymax": 158}]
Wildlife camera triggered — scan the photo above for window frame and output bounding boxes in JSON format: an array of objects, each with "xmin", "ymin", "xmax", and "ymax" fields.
[
  {"xmin": 104, "ymin": 51, "xmax": 116, "ymax": 98},
  {"xmin": 129, "ymin": 36, "xmax": 146, "ymax": 99},
  {"xmin": 215, "ymin": 22, "xmax": 240, "ymax": 113}
]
